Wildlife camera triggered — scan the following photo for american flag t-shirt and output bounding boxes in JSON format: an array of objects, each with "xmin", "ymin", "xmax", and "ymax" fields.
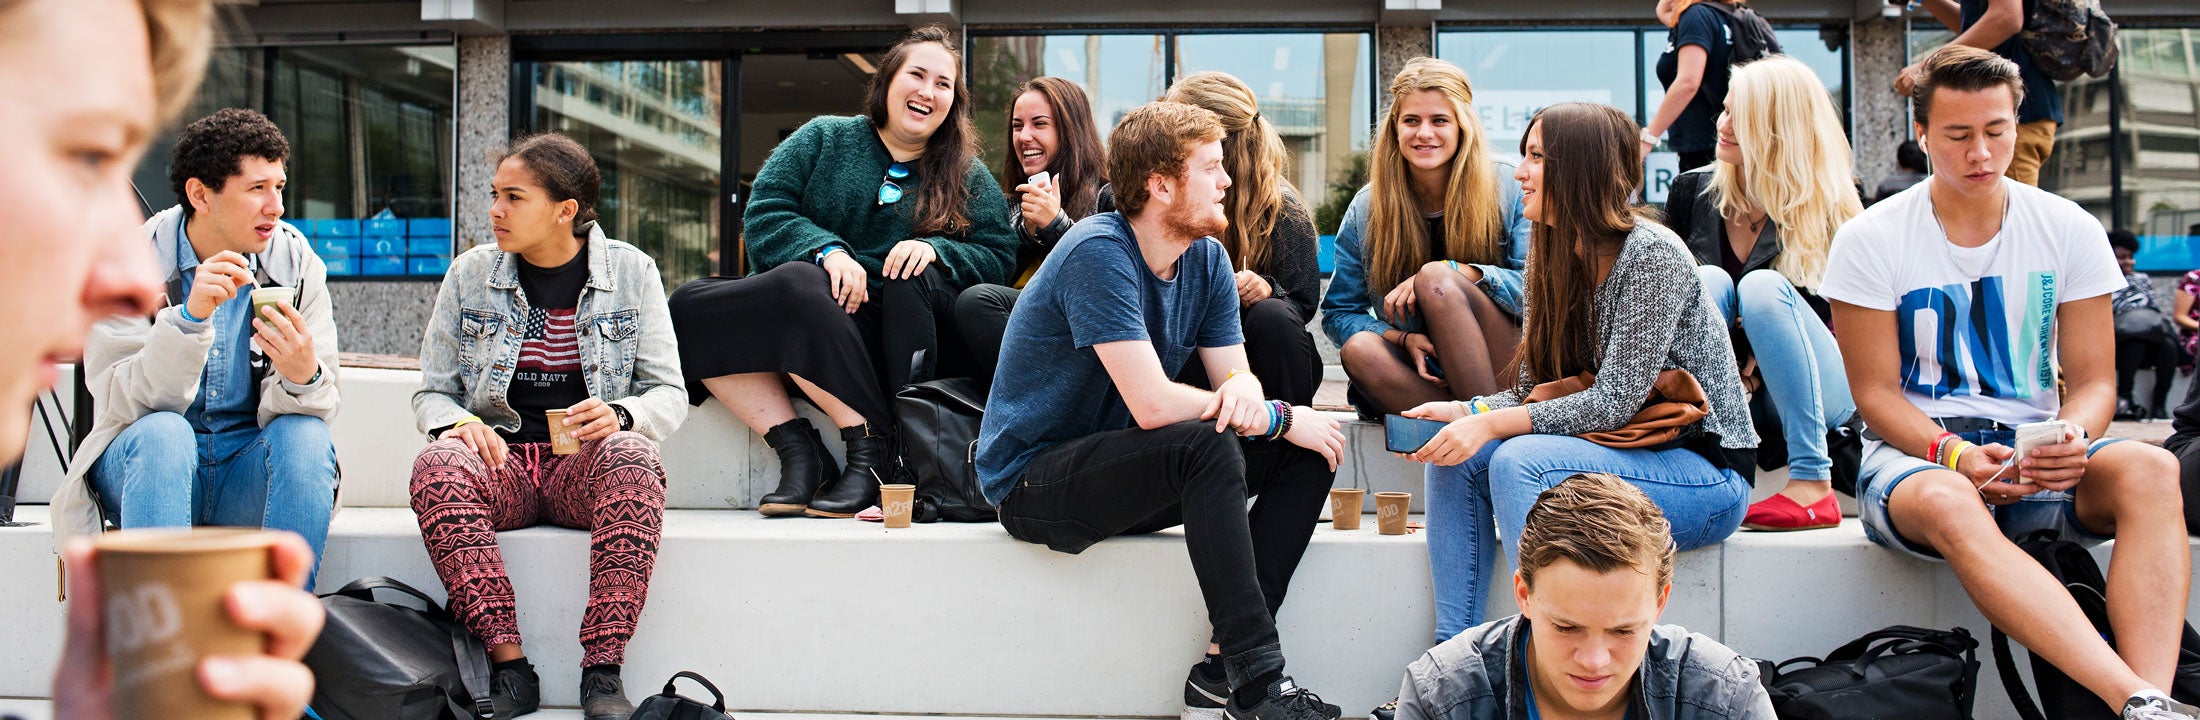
[{"xmin": 519, "ymin": 306, "xmax": 581, "ymax": 374}]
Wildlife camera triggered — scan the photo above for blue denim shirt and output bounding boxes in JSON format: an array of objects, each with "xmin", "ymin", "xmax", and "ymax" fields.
[
  {"xmin": 1396, "ymin": 616, "xmax": 1774, "ymax": 720},
  {"xmin": 173, "ymin": 224, "xmax": 260, "ymax": 436},
  {"xmin": 1320, "ymin": 161, "xmax": 1532, "ymax": 347}
]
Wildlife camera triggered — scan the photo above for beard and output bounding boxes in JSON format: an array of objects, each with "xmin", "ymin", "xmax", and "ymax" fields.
[{"xmin": 1164, "ymin": 196, "xmax": 1228, "ymax": 240}]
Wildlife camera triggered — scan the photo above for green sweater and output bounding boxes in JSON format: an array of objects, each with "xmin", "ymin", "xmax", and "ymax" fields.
[{"xmin": 744, "ymin": 115, "xmax": 1016, "ymax": 289}]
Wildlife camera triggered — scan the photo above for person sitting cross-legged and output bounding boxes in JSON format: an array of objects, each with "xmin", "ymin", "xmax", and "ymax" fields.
[
  {"xmin": 978, "ymin": 99, "xmax": 1350, "ymax": 720},
  {"xmin": 1825, "ymin": 45, "xmax": 2195, "ymax": 720}
]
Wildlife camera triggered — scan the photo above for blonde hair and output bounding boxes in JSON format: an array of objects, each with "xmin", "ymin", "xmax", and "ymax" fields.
[
  {"xmin": 1709, "ymin": 56, "xmax": 1860, "ymax": 292},
  {"xmin": 1517, "ymin": 473, "xmax": 1676, "ymax": 591},
  {"xmin": 143, "ymin": 0, "xmax": 216, "ymax": 125},
  {"xmin": 1364, "ymin": 57, "xmax": 1506, "ymax": 306},
  {"xmin": 1164, "ymin": 71, "xmax": 1292, "ymax": 274}
]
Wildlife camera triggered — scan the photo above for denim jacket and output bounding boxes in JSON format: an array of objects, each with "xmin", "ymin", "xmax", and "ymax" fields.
[
  {"xmin": 413, "ymin": 224, "xmax": 688, "ymax": 442},
  {"xmin": 1320, "ymin": 161, "xmax": 1533, "ymax": 347},
  {"xmin": 1396, "ymin": 616, "xmax": 1775, "ymax": 720}
]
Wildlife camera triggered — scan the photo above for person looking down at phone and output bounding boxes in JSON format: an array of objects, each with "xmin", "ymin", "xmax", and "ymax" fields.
[
  {"xmin": 1396, "ymin": 101, "xmax": 1756, "ymax": 649},
  {"xmin": 955, "ymin": 76, "xmax": 1108, "ymax": 384},
  {"xmin": 1823, "ymin": 45, "xmax": 2194, "ymax": 720}
]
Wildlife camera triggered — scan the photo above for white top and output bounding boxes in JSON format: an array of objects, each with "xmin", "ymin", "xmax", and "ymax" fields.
[{"xmin": 1819, "ymin": 177, "xmax": 2122, "ymax": 425}]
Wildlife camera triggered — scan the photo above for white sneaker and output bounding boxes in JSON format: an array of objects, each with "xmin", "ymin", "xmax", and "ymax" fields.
[{"xmin": 2123, "ymin": 695, "xmax": 2200, "ymax": 720}]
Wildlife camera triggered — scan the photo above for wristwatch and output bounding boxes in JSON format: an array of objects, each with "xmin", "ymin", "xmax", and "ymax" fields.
[
  {"xmin": 611, "ymin": 403, "xmax": 633, "ymax": 432},
  {"xmin": 1639, "ymin": 128, "xmax": 1661, "ymax": 147}
]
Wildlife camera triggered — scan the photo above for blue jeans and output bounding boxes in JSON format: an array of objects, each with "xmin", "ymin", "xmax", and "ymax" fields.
[
  {"xmin": 1424, "ymin": 434, "xmax": 1749, "ymax": 642},
  {"xmin": 89, "ymin": 412, "xmax": 339, "ymax": 584},
  {"xmin": 1857, "ymin": 431, "xmax": 2122, "ymax": 562},
  {"xmin": 1697, "ymin": 267, "xmax": 1855, "ymax": 481}
]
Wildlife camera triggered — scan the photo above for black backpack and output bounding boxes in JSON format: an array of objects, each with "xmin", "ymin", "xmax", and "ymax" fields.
[
  {"xmin": 1758, "ymin": 625, "xmax": 1979, "ymax": 719},
  {"xmin": 893, "ymin": 377, "xmax": 997, "ymax": 522},
  {"xmin": 304, "ymin": 577, "xmax": 492, "ymax": 720},
  {"xmin": 2020, "ymin": 0, "xmax": 2118, "ymax": 82},
  {"xmin": 1992, "ymin": 532, "xmax": 2200, "ymax": 720},
  {"xmin": 1698, "ymin": 1, "xmax": 1784, "ymax": 65}
]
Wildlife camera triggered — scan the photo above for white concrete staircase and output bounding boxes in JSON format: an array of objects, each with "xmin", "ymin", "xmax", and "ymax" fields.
[{"xmin": 2, "ymin": 367, "xmax": 2196, "ymax": 719}]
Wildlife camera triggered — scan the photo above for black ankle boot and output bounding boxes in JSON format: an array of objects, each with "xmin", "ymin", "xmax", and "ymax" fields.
[
  {"xmin": 760, "ymin": 418, "xmax": 837, "ymax": 517},
  {"xmin": 807, "ymin": 424, "xmax": 892, "ymax": 518}
]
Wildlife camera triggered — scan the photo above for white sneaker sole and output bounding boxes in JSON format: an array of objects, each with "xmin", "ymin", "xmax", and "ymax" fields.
[{"xmin": 1182, "ymin": 705, "xmax": 1228, "ymax": 720}]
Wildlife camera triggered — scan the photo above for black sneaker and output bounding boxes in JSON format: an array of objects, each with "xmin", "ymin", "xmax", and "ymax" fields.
[
  {"xmin": 1225, "ymin": 676, "xmax": 1340, "ymax": 720},
  {"xmin": 1182, "ymin": 659, "xmax": 1230, "ymax": 720},
  {"xmin": 2124, "ymin": 695, "xmax": 2200, "ymax": 720},
  {"xmin": 581, "ymin": 666, "xmax": 637, "ymax": 720},
  {"xmin": 1369, "ymin": 697, "xmax": 1398, "ymax": 720},
  {"xmin": 489, "ymin": 660, "xmax": 541, "ymax": 719}
]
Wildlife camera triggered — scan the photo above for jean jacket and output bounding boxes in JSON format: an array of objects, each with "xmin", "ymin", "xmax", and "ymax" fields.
[
  {"xmin": 1397, "ymin": 615, "xmax": 1775, "ymax": 720},
  {"xmin": 1320, "ymin": 162, "xmax": 1533, "ymax": 347},
  {"xmin": 413, "ymin": 224, "xmax": 688, "ymax": 442}
]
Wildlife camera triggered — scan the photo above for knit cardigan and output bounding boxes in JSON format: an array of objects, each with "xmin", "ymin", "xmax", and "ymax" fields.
[
  {"xmin": 744, "ymin": 115, "xmax": 1017, "ymax": 289},
  {"xmin": 1478, "ymin": 221, "xmax": 1758, "ymax": 468}
]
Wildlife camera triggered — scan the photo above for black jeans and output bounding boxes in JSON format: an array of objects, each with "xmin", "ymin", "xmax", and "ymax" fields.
[
  {"xmin": 2116, "ymin": 332, "xmax": 2178, "ymax": 413},
  {"xmin": 954, "ymin": 283, "xmax": 1020, "ymax": 386},
  {"xmin": 997, "ymin": 421, "xmax": 1333, "ymax": 688},
  {"xmin": 878, "ymin": 264, "xmax": 970, "ymax": 389}
]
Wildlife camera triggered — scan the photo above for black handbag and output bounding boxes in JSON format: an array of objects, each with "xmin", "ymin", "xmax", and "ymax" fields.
[
  {"xmin": 304, "ymin": 577, "xmax": 492, "ymax": 720},
  {"xmin": 893, "ymin": 377, "xmax": 996, "ymax": 522},
  {"xmin": 633, "ymin": 671, "xmax": 737, "ymax": 720},
  {"xmin": 1758, "ymin": 625, "xmax": 1979, "ymax": 720}
]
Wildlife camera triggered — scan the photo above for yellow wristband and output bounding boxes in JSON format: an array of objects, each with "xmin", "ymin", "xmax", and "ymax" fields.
[
  {"xmin": 1225, "ymin": 368, "xmax": 1251, "ymax": 382},
  {"xmin": 451, "ymin": 415, "xmax": 483, "ymax": 429},
  {"xmin": 1472, "ymin": 399, "xmax": 1492, "ymax": 415},
  {"xmin": 1944, "ymin": 441, "xmax": 1970, "ymax": 471}
]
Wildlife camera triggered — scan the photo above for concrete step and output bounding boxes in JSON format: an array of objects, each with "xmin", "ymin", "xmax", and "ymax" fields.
[
  {"xmin": 0, "ymin": 701, "xmax": 1087, "ymax": 720},
  {"xmin": 5, "ymin": 504, "xmax": 2197, "ymax": 718}
]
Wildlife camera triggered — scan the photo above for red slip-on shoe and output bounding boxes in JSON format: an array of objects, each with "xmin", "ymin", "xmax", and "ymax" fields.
[{"xmin": 1742, "ymin": 492, "xmax": 1841, "ymax": 531}]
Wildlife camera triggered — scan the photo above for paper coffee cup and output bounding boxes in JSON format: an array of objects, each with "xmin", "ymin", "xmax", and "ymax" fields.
[
  {"xmin": 95, "ymin": 528, "xmax": 280, "ymax": 720},
  {"xmin": 249, "ymin": 286, "xmax": 294, "ymax": 321},
  {"xmin": 546, "ymin": 410, "xmax": 579, "ymax": 455},
  {"xmin": 1329, "ymin": 488, "xmax": 1365, "ymax": 530},
  {"xmin": 1376, "ymin": 492, "xmax": 1411, "ymax": 536},
  {"xmin": 880, "ymin": 484, "xmax": 916, "ymax": 528}
]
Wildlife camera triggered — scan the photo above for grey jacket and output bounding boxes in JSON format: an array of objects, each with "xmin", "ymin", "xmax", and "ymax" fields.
[
  {"xmin": 53, "ymin": 206, "xmax": 343, "ymax": 546},
  {"xmin": 413, "ymin": 224, "xmax": 688, "ymax": 442},
  {"xmin": 1397, "ymin": 616, "xmax": 1776, "ymax": 720}
]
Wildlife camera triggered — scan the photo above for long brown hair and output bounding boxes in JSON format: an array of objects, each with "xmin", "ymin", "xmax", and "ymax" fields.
[
  {"xmin": 997, "ymin": 76, "xmax": 1105, "ymax": 221},
  {"xmin": 1515, "ymin": 103, "xmax": 1644, "ymax": 385},
  {"xmin": 1365, "ymin": 57, "xmax": 1507, "ymax": 305},
  {"xmin": 865, "ymin": 25, "xmax": 979, "ymax": 236},
  {"xmin": 1164, "ymin": 71, "xmax": 1292, "ymax": 274}
]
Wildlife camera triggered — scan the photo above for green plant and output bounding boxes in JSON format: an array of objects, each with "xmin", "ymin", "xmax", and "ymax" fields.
[{"xmin": 1313, "ymin": 151, "xmax": 1368, "ymax": 235}]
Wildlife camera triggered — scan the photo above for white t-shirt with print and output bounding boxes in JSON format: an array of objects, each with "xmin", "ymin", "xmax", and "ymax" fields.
[{"xmin": 1819, "ymin": 177, "xmax": 2122, "ymax": 426}]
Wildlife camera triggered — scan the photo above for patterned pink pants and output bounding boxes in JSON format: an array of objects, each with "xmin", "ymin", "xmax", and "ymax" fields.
[{"xmin": 409, "ymin": 432, "xmax": 666, "ymax": 667}]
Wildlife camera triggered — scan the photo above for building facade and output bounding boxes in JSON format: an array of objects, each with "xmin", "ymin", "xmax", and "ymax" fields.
[{"xmin": 164, "ymin": 0, "xmax": 2200, "ymax": 353}]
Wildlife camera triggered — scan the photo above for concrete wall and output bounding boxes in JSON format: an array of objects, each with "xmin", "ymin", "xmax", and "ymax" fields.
[
  {"xmin": 1849, "ymin": 16, "xmax": 1909, "ymax": 197},
  {"xmin": 328, "ymin": 280, "xmax": 439, "ymax": 356}
]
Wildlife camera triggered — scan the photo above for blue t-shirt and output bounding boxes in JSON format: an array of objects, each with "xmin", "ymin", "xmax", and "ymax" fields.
[
  {"xmin": 976, "ymin": 212, "xmax": 1243, "ymax": 505},
  {"xmin": 1961, "ymin": 0, "xmax": 2063, "ymax": 125},
  {"xmin": 1656, "ymin": 3, "xmax": 1733, "ymax": 155}
]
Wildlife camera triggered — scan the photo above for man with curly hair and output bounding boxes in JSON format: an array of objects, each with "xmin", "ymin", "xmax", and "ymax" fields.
[{"xmin": 51, "ymin": 107, "xmax": 343, "ymax": 579}]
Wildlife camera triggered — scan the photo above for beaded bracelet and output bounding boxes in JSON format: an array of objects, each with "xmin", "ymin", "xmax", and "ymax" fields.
[{"xmin": 1265, "ymin": 400, "xmax": 1294, "ymax": 441}]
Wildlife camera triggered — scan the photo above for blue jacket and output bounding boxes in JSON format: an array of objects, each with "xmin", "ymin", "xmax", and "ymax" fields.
[{"xmin": 1319, "ymin": 161, "xmax": 1532, "ymax": 347}]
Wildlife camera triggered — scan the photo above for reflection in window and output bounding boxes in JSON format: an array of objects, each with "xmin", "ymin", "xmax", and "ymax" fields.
[
  {"xmin": 1174, "ymin": 33, "xmax": 1374, "ymax": 207},
  {"xmin": 131, "ymin": 44, "xmax": 458, "ymax": 277},
  {"xmin": 969, "ymin": 34, "xmax": 1166, "ymax": 177},
  {"xmin": 1438, "ymin": 31, "xmax": 1639, "ymax": 154},
  {"xmin": 534, "ymin": 61, "xmax": 724, "ymax": 289},
  {"xmin": 2110, "ymin": 28, "xmax": 2200, "ymax": 263}
]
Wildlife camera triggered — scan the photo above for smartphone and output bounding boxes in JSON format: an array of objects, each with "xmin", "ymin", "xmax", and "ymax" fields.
[
  {"xmin": 2009, "ymin": 419, "xmax": 2069, "ymax": 485},
  {"xmin": 1027, "ymin": 171, "xmax": 1051, "ymax": 188},
  {"xmin": 1422, "ymin": 353, "xmax": 1445, "ymax": 380},
  {"xmin": 1385, "ymin": 414, "xmax": 1450, "ymax": 454}
]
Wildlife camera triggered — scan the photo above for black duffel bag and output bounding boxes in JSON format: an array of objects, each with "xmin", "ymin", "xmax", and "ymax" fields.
[
  {"xmin": 894, "ymin": 377, "xmax": 996, "ymax": 522},
  {"xmin": 1758, "ymin": 625, "xmax": 1979, "ymax": 720},
  {"xmin": 304, "ymin": 577, "xmax": 492, "ymax": 720},
  {"xmin": 633, "ymin": 671, "xmax": 737, "ymax": 720}
]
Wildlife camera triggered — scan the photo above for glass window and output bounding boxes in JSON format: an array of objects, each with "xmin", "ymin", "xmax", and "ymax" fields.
[
  {"xmin": 2114, "ymin": 28, "xmax": 2200, "ymax": 271},
  {"xmin": 969, "ymin": 34, "xmax": 1167, "ymax": 178},
  {"xmin": 1438, "ymin": 30, "xmax": 1640, "ymax": 157},
  {"xmin": 1174, "ymin": 33, "xmax": 1374, "ymax": 204},
  {"xmin": 533, "ymin": 60, "xmax": 724, "ymax": 289},
  {"xmin": 1640, "ymin": 27, "xmax": 1851, "ymax": 137},
  {"xmin": 132, "ymin": 44, "xmax": 458, "ymax": 278}
]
